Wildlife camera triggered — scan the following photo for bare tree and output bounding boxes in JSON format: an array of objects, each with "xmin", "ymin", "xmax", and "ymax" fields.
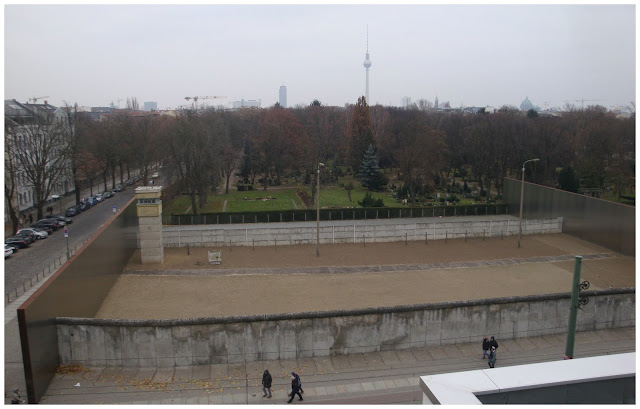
[
  {"xmin": 6, "ymin": 108, "xmax": 70, "ymax": 220},
  {"xmin": 162, "ymin": 111, "xmax": 220, "ymax": 213},
  {"xmin": 5, "ymin": 121, "xmax": 21, "ymax": 232},
  {"xmin": 121, "ymin": 114, "xmax": 163, "ymax": 185},
  {"xmin": 126, "ymin": 97, "xmax": 140, "ymax": 111}
]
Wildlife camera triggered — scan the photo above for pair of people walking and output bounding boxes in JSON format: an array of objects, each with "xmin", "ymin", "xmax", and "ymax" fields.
[
  {"xmin": 482, "ymin": 336, "xmax": 499, "ymax": 368},
  {"xmin": 288, "ymin": 371, "xmax": 304, "ymax": 403},
  {"xmin": 261, "ymin": 370, "xmax": 304, "ymax": 403}
]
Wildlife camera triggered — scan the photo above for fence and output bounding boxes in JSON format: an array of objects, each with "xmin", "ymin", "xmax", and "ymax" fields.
[
  {"xmin": 162, "ymin": 217, "xmax": 563, "ymax": 248},
  {"xmin": 5, "ymin": 237, "xmax": 93, "ymax": 306},
  {"xmin": 166, "ymin": 204, "xmax": 510, "ymax": 226}
]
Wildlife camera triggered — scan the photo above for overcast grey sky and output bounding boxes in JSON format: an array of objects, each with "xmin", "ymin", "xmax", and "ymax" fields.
[{"xmin": 4, "ymin": 4, "xmax": 636, "ymax": 110}]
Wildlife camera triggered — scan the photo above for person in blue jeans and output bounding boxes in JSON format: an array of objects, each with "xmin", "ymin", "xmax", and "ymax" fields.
[
  {"xmin": 482, "ymin": 336, "xmax": 490, "ymax": 359},
  {"xmin": 488, "ymin": 346, "xmax": 497, "ymax": 368}
]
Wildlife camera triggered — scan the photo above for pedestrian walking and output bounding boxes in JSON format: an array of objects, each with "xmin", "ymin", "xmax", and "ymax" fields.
[
  {"xmin": 488, "ymin": 346, "xmax": 497, "ymax": 368},
  {"xmin": 28, "ymin": 213, "xmax": 33, "ymax": 224},
  {"xmin": 482, "ymin": 336, "xmax": 490, "ymax": 359},
  {"xmin": 291, "ymin": 372, "xmax": 304, "ymax": 394},
  {"xmin": 262, "ymin": 369, "xmax": 272, "ymax": 398},
  {"xmin": 489, "ymin": 336, "xmax": 499, "ymax": 351},
  {"xmin": 11, "ymin": 388, "xmax": 25, "ymax": 404},
  {"xmin": 287, "ymin": 375, "xmax": 303, "ymax": 403}
]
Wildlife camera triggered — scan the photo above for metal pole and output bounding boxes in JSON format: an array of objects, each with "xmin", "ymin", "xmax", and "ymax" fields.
[
  {"xmin": 565, "ymin": 255, "xmax": 583, "ymax": 359},
  {"xmin": 316, "ymin": 163, "xmax": 322, "ymax": 257},
  {"xmin": 518, "ymin": 158, "xmax": 539, "ymax": 249},
  {"xmin": 518, "ymin": 165, "xmax": 525, "ymax": 248}
]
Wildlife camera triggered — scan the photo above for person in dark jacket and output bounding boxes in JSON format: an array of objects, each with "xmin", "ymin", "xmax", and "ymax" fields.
[
  {"xmin": 489, "ymin": 336, "xmax": 499, "ymax": 351},
  {"xmin": 287, "ymin": 375, "xmax": 303, "ymax": 403},
  {"xmin": 488, "ymin": 346, "xmax": 497, "ymax": 368},
  {"xmin": 11, "ymin": 388, "xmax": 25, "ymax": 404},
  {"xmin": 482, "ymin": 336, "xmax": 490, "ymax": 359},
  {"xmin": 262, "ymin": 369, "xmax": 272, "ymax": 398},
  {"xmin": 291, "ymin": 372, "xmax": 304, "ymax": 394}
]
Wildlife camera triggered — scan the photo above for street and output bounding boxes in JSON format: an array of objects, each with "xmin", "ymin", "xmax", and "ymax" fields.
[{"xmin": 4, "ymin": 188, "xmax": 136, "ymax": 299}]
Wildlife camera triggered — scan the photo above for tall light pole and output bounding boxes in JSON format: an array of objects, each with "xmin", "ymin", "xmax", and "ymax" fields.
[
  {"xmin": 316, "ymin": 162, "xmax": 324, "ymax": 257},
  {"xmin": 518, "ymin": 158, "xmax": 539, "ymax": 248}
]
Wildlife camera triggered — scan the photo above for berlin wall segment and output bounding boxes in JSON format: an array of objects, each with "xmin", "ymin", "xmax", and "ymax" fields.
[{"xmin": 56, "ymin": 290, "xmax": 634, "ymax": 367}]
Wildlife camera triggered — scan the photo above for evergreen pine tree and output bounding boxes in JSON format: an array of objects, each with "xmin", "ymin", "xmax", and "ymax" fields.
[
  {"xmin": 348, "ymin": 96, "xmax": 375, "ymax": 173},
  {"xmin": 359, "ymin": 144, "xmax": 380, "ymax": 189}
]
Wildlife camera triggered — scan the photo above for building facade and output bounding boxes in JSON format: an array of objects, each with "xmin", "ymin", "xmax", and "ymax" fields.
[
  {"xmin": 143, "ymin": 101, "xmax": 158, "ymax": 111},
  {"xmin": 4, "ymin": 100, "xmax": 74, "ymax": 220},
  {"xmin": 232, "ymin": 99, "xmax": 261, "ymax": 108},
  {"xmin": 279, "ymin": 86, "xmax": 287, "ymax": 108}
]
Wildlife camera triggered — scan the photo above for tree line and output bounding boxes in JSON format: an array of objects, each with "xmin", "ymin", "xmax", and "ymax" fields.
[{"xmin": 6, "ymin": 97, "xmax": 634, "ymax": 226}]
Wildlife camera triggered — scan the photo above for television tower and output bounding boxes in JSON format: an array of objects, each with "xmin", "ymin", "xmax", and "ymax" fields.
[{"xmin": 363, "ymin": 26, "xmax": 372, "ymax": 104}]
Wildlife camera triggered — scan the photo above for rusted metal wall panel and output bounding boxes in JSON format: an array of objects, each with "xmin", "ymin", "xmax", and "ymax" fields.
[
  {"xmin": 18, "ymin": 199, "xmax": 137, "ymax": 403},
  {"xmin": 503, "ymin": 178, "xmax": 634, "ymax": 255}
]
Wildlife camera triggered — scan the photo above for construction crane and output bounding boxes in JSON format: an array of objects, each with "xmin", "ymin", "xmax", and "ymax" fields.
[
  {"xmin": 184, "ymin": 96, "xmax": 227, "ymax": 110},
  {"xmin": 563, "ymin": 99, "xmax": 604, "ymax": 109},
  {"xmin": 29, "ymin": 96, "xmax": 50, "ymax": 104}
]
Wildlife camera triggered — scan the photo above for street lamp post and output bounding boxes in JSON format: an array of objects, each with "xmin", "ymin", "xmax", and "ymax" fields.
[
  {"xmin": 316, "ymin": 162, "xmax": 324, "ymax": 257},
  {"xmin": 518, "ymin": 158, "xmax": 539, "ymax": 248}
]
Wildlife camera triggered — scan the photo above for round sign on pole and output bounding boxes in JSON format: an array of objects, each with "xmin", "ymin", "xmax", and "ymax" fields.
[
  {"xmin": 64, "ymin": 229, "xmax": 68, "ymax": 238},
  {"xmin": 113, "ymin": 205, "xmax": 116, "ymax": 214}
]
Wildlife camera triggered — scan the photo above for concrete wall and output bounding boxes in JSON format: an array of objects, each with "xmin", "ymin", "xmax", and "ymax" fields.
[
  {"xmin": 56, "ymin": 289, "xmax": 634, "ymax": 367},
  {"xmin": 503, "ymin": 178, "xmax": 635, "ymax": 256},
  {"xmin": 161, "ymin": 217, "xmax": 563, "ymax": 247}
]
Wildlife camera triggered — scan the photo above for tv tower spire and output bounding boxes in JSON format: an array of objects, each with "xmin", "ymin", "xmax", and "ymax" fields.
[{"xmin": 363, "ymin": 25, "xmax": 372, "ymax": 104}]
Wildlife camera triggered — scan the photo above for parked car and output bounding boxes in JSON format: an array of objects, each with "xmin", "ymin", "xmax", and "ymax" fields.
[
  {"xmin": 151, "ymin": 172, "xmax": 159, "ymax": 179},
  {"xmin": 31, "ymin": 224, "xmax": 53, "ymax": 235},
  {"xmin": 5, "ymin": 237, "xmax": 30, "ymax": 249},
  {"xmin": 87, "ymin": 196, "xmax": 98, "ymax": 206},
  {"xmin": 50, "ymin": 214, "xmax": 73, "ymax": 225},
  {"xmin": 16, "ymin": 228, "xmax": 48, "ymax": 240},
  {"xmin": 81, "ymin": 197, "xmax": 94, "ymax": 208},
  {"xmin": 102, "ymin": 191, "xmax": 114, "ymax": 199},
  {"xmin": 113, "ymin": 184, "xmax": 124, "ymax": 192},
  {"xmin": 42, "ymin": 217, "xmax": 65, "ymax": 227},
  {"xmin": 31, "ymin": 219, "xmax": 61, "ymax": 231},
  {"xmin": 65, "ymin": 205, "xmax": 80, "ymax": 217},
  {"xmin": 95, "ymin": 193, "xmax": 104, "ymax": 202},
  {"xmin": 5, "ymin": 243, "xmax": 19, "ymax": 253},
  {"xmin": 125, "ymin": 179, "xmax": 134, "ymax": 186},
  {"xmin": 5, "ymin": 244, "xmax": 14, "ymax": 258},
  {"xmin": 12, "ymin": 232, "xmax": 35, "ymax": 244},
  {"xmin": 77, "ymin": 201, "xmax": 89, "ymax": 212}
]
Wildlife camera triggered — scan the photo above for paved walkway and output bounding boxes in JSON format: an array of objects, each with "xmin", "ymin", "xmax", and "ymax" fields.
[{"xmin": 38, "ymin": 327, "xmax": 635, "ymax": 404}]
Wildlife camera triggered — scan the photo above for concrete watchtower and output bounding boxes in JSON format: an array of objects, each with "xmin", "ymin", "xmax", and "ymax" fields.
[{"xmin": 135, "ymin": 186, "xmax": 164, "ymax": 264}]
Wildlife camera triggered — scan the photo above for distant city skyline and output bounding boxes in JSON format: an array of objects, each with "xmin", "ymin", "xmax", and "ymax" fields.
[{"xmin": 5, "ymin": 5, "xmax": 635, "ymax": 110}]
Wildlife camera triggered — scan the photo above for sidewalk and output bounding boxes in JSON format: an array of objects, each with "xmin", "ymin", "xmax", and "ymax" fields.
[{"xmin": 37, "ymin": 326, "xmax": 635, "ymax": 404}]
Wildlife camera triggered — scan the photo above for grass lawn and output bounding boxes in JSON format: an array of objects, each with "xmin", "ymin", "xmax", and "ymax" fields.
[
  {"xmin": 164, "ymin": 177, "xmax": 493, "ymax": 215},
  {"xmin": 165, "ymin": 189, "xmax": 304, "ymax": 214},
  {"xmin": 222, "ymin": 189, "xmax": 304, "ymax": 212}
]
